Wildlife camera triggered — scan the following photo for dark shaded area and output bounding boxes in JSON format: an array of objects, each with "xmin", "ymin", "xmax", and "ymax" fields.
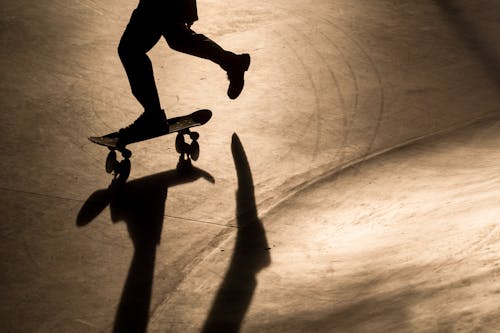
[
  {"xmin": 201, "ymin": 134, "xmax": 271, "ymax": 333},
  {"xmin": 77, "ymin": 167, "xmax": 214, "ymax": 333},
  {"xmin": 435, "ymin": 0, "xmax": 500, "ymax": 89}
]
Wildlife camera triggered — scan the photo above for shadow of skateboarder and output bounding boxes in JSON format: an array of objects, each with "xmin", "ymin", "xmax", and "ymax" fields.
[{"xmin": 77, "ymin": 167, "xmax": 214, "ymax": 332}]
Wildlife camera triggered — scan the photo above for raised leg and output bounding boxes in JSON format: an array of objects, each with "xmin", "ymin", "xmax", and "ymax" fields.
[{"xmin": 164, "ymin": 26, "xmax": 250, "ymax": 99}]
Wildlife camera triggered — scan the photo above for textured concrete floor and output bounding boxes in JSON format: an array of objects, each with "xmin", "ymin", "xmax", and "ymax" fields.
[{"xmin": 1, "ymin": 0, "xmax": 500, "ymax": 332}]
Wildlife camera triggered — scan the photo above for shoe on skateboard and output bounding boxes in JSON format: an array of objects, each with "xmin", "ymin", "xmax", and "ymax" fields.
[{"xmin": 116, "ymin": 109, "xmax": 168, "ymax": 146}]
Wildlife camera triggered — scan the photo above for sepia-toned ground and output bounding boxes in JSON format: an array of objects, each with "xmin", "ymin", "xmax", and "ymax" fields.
[{"xmin": 1, "ymin": 0, "xmax": 500, "ymax": 332}]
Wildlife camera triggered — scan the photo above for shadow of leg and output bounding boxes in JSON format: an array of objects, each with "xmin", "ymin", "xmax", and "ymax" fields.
[{"xmin": 201, "ymin": 133, "xmax": 271, "ymax": 333}]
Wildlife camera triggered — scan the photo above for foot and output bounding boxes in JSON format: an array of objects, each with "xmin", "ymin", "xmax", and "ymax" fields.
[
  {"xmin": 117, "ymin": 109, "xmax": 168, "ymax": 145},
  {"xmin": 226, "ymin": 53, "xmax": 250, "ymax": 99}
]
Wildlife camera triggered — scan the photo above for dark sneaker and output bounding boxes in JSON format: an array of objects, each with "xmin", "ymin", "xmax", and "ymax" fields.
[
  {"xmin": 226, "ymin": 53, "xmax": 250, "ymax": 99},
  {"xmin": 117, "ymin": 110, "xmax": 168, "ymax": 145}
]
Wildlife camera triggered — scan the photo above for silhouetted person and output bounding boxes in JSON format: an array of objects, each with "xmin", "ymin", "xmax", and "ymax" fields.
[{"xmin": 116, "ymin": 0, "xmax": 250, "ymax": 144}]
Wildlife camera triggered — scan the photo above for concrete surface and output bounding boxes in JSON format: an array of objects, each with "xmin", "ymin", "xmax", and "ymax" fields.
[{"xmin": 1, "ymin": 0, "xmax": 500, "ymax": 332}]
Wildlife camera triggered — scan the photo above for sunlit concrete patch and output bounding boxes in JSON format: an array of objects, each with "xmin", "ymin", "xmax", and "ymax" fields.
[{"xmin": 244, "ymin": 116, "xmax": 500, "ymax": 332}]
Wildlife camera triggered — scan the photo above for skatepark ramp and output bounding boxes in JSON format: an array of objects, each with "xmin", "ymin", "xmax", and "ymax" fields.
[{"xmin": 1, "ymin": 0, "xmax": 500, "ymax": 331}]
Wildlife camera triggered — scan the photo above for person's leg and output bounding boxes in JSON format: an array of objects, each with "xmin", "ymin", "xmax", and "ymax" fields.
[
  {"xmin": 164, "ymin": 25, "xmax": 250, "ymax": 99},
  {"xmin": 116, "ymin": 10, "xmax": 168, "ymax": 144},
  {"xmin": 118, "ymin": 10, "xmax": 163, "ymax": 113}
]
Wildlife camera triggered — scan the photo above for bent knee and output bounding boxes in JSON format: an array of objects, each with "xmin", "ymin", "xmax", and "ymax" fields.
[
  {"xmin": 117, "ymin": 35, "xmax": 148, "ymax": 62},
  {"xmin": 164, "ymin": 26, "xmax": 199, "ymax": 50},
  {"xmin": 117, "ymin": 41, "xmax": 133, "ymax": 62}
]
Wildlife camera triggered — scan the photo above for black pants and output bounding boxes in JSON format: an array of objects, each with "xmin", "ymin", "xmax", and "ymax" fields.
[{"xmin": 118, "ymin": 9, "xmax": 233, "ymax": 113}]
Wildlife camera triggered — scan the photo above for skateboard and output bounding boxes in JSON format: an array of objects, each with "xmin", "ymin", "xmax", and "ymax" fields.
[{"xmin": 89, "ymin": 109, "xmax": 212, "ymax": 182}]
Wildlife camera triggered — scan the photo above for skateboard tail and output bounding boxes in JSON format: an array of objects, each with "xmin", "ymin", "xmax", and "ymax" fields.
[{"xmin": 89, "ymin": 135, "xmax": 120, "ymax": 148}]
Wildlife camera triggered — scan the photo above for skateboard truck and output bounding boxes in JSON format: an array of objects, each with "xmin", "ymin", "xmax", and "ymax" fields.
[
  {"xmin": 105, "ymin": 147, "xmax": 132, "ymax": 183},
  {"xmin": 175, "ymin": 128, "xmax": 200, "ymax": 172}
]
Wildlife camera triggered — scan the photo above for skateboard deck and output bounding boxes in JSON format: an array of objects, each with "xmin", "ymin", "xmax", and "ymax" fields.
[
  {"xmin": 89, "ymin": 109, "xmax": 212, "ymax": 182},
  {"xmin": 89, "ymin": 109, "xmax": 212, "ymax": 148}
]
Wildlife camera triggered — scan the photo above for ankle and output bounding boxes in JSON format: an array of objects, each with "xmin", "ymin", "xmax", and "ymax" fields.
[
  {"xmin": 144, "ymin": 108, "xmax": 165, "ymax": 116},
  {"xmin": 220, "ymin": 52, "xmax": 237, "ymax": 71}
]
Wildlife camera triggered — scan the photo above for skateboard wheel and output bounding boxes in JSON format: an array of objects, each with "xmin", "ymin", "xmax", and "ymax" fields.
[
  {"xmin": 122, "ymin": 149, "xmax": 132, "ymax": 159},
  {"xmin": 189, "ymin": 131, "xmax": 200, "ymax": 141},
  {"xmin": 106, "ymin": 151, "xmax": 117, "ymax": 174},
  {"xmin": 190, "ymin": 141, "xmax": 200, "ymax": 161},
  {"xmin": 117, "ymin": 159, "xmax": 131, "ymax": 183},
  {"xmin": 175, "ymin": 133, "xmax": 185, "ymax": 154}
]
